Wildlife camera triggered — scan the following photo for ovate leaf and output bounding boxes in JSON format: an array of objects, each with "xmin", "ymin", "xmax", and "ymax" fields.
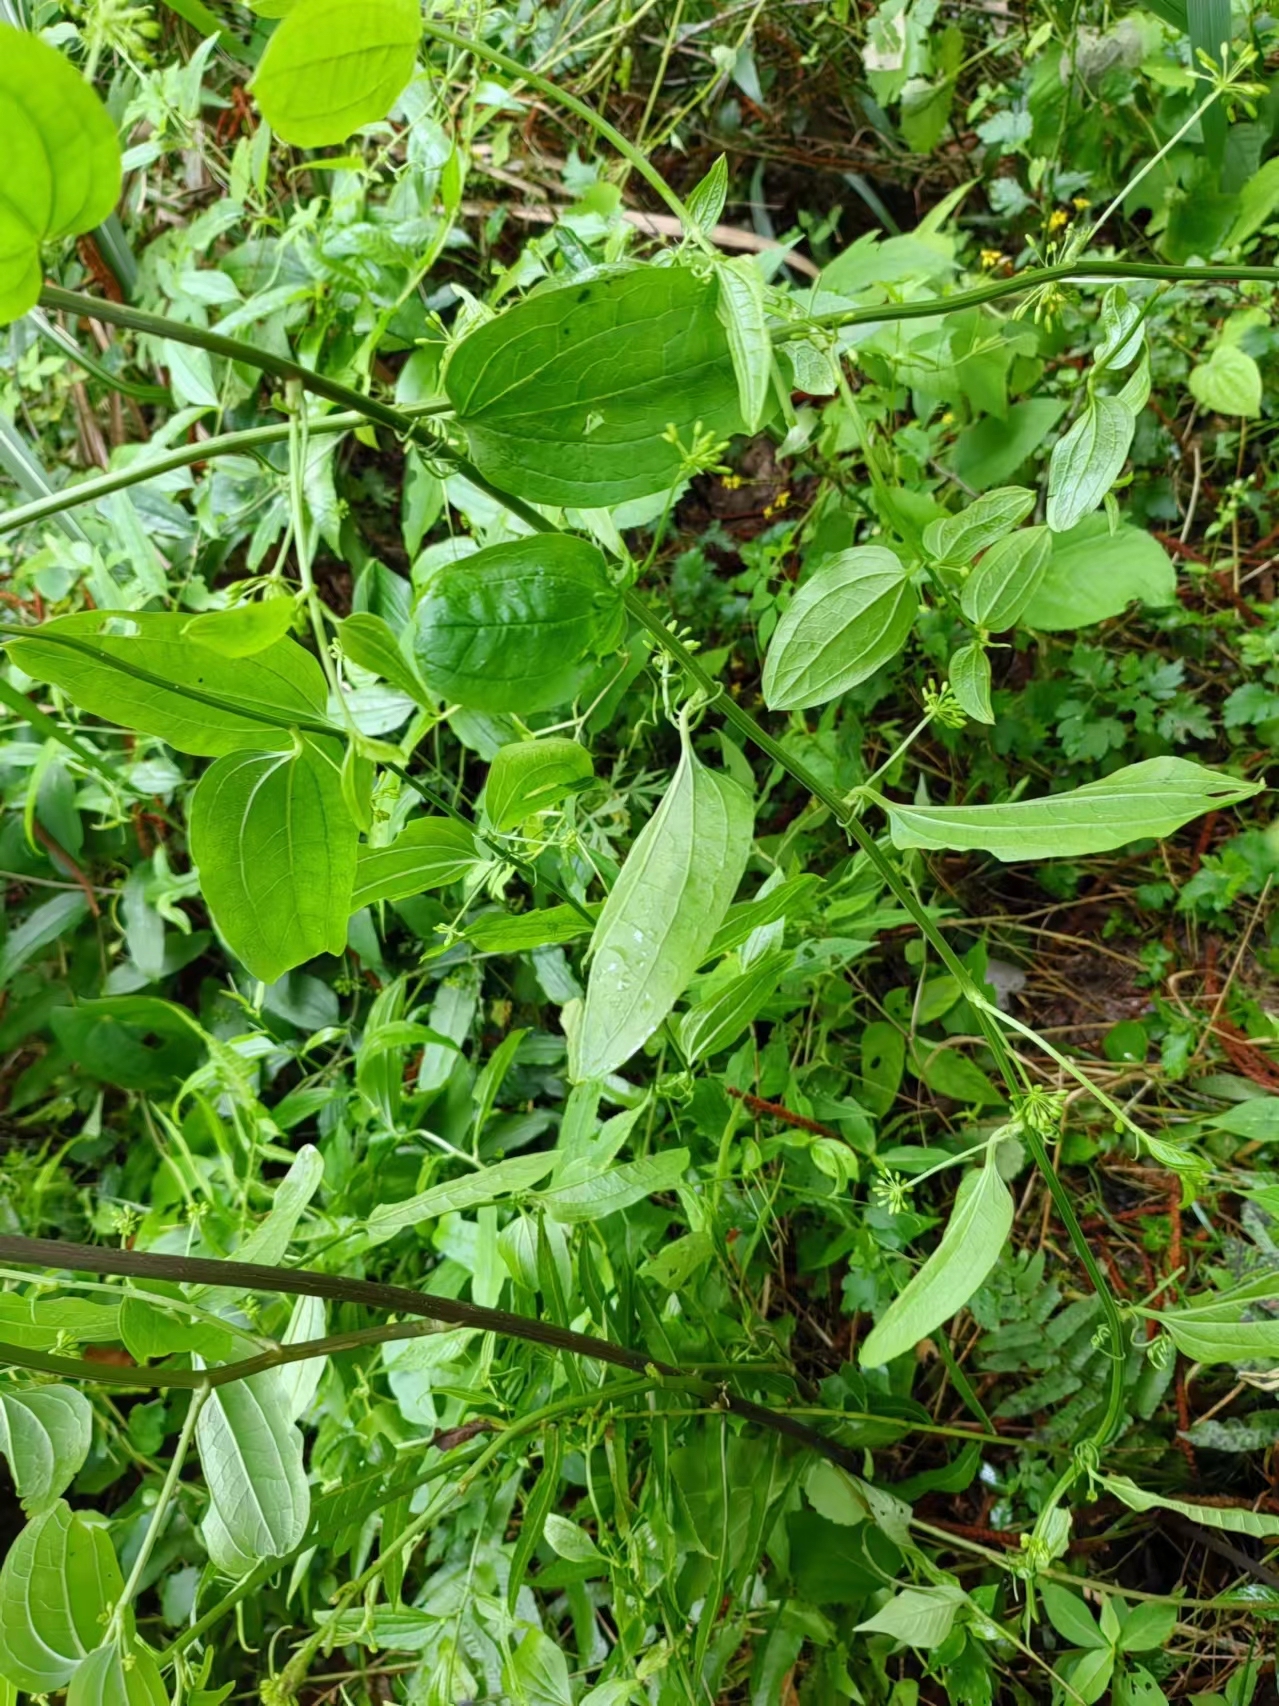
[
  {"xmin": 855, "ymin": 1584, "xmax": 967, "ymax": 1649},
  {"xmin": 576, "ymin": 731, "xmax": 753, "ymax": 1079},
  {"xmin": 338, "ymin": 612, "xmax": 426, "ymax": 701},
  {"xmin": 762, "ymin": 546, "xmax": 916, "ymax": 710},
  {"xmin": 1020, "ymin": 517, "xmax": 1175, "ymax": 631},
  {"xmin": 487, "ymin": 739, "xmax": 594, "ymax": 832},
  {"xmin": 0, "ymin": 1502, "xmax": 123, "ymax": 1692},
  {"xmin": 959, "ymin": 526, "xmax": 1052, "ymax": 631},
  {"xmin": 351, "ymin": 817, "xmax": 482, "ymax": 910},
  {"xmin": 716, "ymin": 257, "xmax": 771, "ymax": 432},
  {"xmin": 923, "ymin": 487, "xmax": 1035, "ymax": 565},
  {"xmin": 1189, "ymin": 343, "xmax": 1262, "ymax": 417},
  {"xmin": 197, "ymin": 1369, "xmax": 310, "ymax": 1575},
  {"xmin": 860, "ymin": 1155, "xmax": 1013, "ymax": 1366},
  {"xmin": 190, "ymin": 736, "xmax": 359, "ymax": 981},
  {"xmin": 251, "ymin": 0, "xmax": 421, "ymax": 147},
  {"xmin": 0, "ymin": 27, "xmax": 121, "ymax": 323},
  {"xmin": 185, "ymin": 598, "xmax": 297, "ymax": 658},
  {"xmin": 6, "ymin": 611, "xmax": 330, "ymax": 756},
  {"xmin": 0, "ymin": 1388, "xmax": 92, "ymax": 1516},
  {"xmin": 887, "ymin": 758, "xmax": 1262, "ymax": 863},
  {"xmin": 1046, "ymin": 395, "xmax": 1135, "ymax": 534},
  {"xmin": 686, "ymin": 154, "xmax": 729, "ymax": 231},
  {"xmin": 412, "ymin": 536, "xmax": 621, "ymax": 713},
  {"xmin": 1101, "ymin": 1474, "xmax": 1279, "ymax": 1538},
  {"xmin": 948, "ymin": 642, "xmax": 994, "ymax": 724},
  {"xmin": 67, "ymin": 1641, "xmax": 168, "ymax": 1706},
  {"xmin": 446, "ymin": 266, "xmax": 745, "ymax": 507}
]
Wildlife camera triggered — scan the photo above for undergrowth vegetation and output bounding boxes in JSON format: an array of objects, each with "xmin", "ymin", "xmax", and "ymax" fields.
[{"xmin": 3, "ymin": 0, "xmax": 1279, "ymax": 1701}]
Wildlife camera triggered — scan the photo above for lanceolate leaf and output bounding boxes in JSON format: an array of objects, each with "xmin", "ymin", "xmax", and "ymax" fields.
[
  {"xmin": 7, "ymin": 612, "xmax": 330, "ymax": 756},
  {"xmin": 445, "ymin": 266, "xmax": 745, "ymax": 506},
  {"xmin": 1046, "ymin": 395, "xmax": 1135, "ymax": 534},
  {"xmin": 576, "ymin": 730, "xmax": 753, "ymax": 1080},
  {"xmin": 0, "ymin": 1502, "xmax": 123, "ymax": 1692},
  {"xmin": 860, "ymin": 1154, "xmax": 1013, "ymax": 1367},
  {"xmin": 251, "ymin": 0, "xmax": 421, "ymax": 147},
  {"xmin": 886, "ymin": 758, "xmax": 1263, "ymax": 862},
  {"xmin": 763, "ymin": 546, "xmax": 916, "ymax": 711},
  {"xmin": 716, "ymin": 256, "xmax": 772, "ymax": 433},
  {"xmin": 351, "ymin": 817, "xmax": 482, "ymax": 910},
  {"xmin": 338, "ymin": 612, "xmax": 427, "ymax": 702},
  {"xmin": 677, "ymin": 949, "xmax": 790, "ymax": 1063},
  {"xmin": 0, "ymin": 27, "xmax": 122, "ymax": 323},
  {"xmin": 1102, "ymin": 1474, "xmax": 1279, "ymax": 1538},
  {"xmin": 190, "ymin": 735, "xmax": 359, "ymax": 982},
  {"xmin": 197, "ymin": 1368, "xmax": 310, "ymax": 1575},
  {"xmin": 0, "ymin": 1388, "xmax": 92, "ymax": 1516},
  {"xmin": 366, "ymin": 1152, "xmax": 557, "ymax": 1241},
  {"xmin": 923, "ymin": 487, "xmax": 1035, "ymax": 565},
  {"xmin": 412, "ymin": 536, "xmax": 621, "ymax": 713}
]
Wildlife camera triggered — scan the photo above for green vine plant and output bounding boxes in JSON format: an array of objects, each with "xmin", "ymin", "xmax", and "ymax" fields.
[{"xmin": 1, "ymin": 7, "xmax": 1278, "ymax": 1705}]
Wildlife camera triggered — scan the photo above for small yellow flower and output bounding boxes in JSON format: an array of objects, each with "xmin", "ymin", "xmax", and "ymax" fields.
[
  {"xmin": 763, "ymin": 490, "xmax": 791, "ymax": 519},
  {"xmin": 1047, "ymin": 207, "xmax": 1069, "ymax": 232},
  {"xmin": 721, "ymin": 473, "xmax": 746, "ymax": 490},
  {"xmin": 980, "ymin": 248, "xmax": 1005, "ymax": 270},
  {"xmin": 1072, "ymin": 195, "xmax": 1091, "ymax": 211}
]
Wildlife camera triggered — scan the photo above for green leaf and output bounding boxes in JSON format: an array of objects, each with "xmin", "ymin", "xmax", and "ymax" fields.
[
  {"xmin": 366, "ymin": 1153, "xmax": 556, "ymax": 1241},
  {"xmin": 716, "ymin": 257, "xmax": 771, "ymax": 433},
  {"xmin": 338, "ymin": 612, "xmax": 426, "ymax": 701},
  {"xmin": 954, "ymin": 398, "xmax": 1066, "ymax": 490},
  {"xmin": 1118, "ymin": 1601, "xmax": 1178, "ymax": 1653},
  {"xmin": 445, "ymin": 265, "xmax": 745, "ymax": 507},
  {"xmin": 1207, "ymin": 1097, "xmax": 1279, "ymax": 1139},
  {"xmin": 686, "ymin": 154, "xmax": 729, "ymax": 231},
  {"xmin": 677, "ymin": 949, "xmax": 789, "ymax": 1063},
  {"xmin": 704, "ymin": 874, "xmax": 820, "ymax": 960},
  {"xmin": 948, "ymin": 642, "xmax": 994, "ymax": 724},
  {"xmin": 1040, "ymin": 1584, "xmax": 1107, "ymax": 1650},
  {"xmin": 351, "ymin": 817, "xmax": 481, "ymax": 910},
  {"xmin": 197, "ymin": 1368, "xmax": 310, "ymax": 1574},
  {"xmin": 923, "ymin": 487, "xmax": 1035, "ymax": 565},
  {"xmin": 0, "ymin": 1388, "xmax": 92, "ymax": 1516},
  {"xmin": 1226, "ymin": 154, "xmax": 1279, "ymax": 245},
  {"xmin": 461, "ymin": 904, "xmax": 597, "ymax": 954},
  {"xmin": 860, "ymin": 1020, "xmax": 905, "ymax": 1116},
  {"xmin": 1151, "ymin": 1313, "xmax": 1279, "ymax": 1363},
  {"xmin": 854, "ymin": 1584, "xmax": 967, "ymax": 1649},
  {"xmin": 576, "ymin": 731, "xmax": 753, "ymax": 1079},
  {"xmin": 860, "ymin": 1154, "xmax": 1013, "ymax": 1366},
  {"xmin": 251, "ymin": 0, "xmax": 421, "ymax": 147},
  {"xmin": 1189, "ymin": 343, "xmax": 1262, "ymax": 417},
  {"xmin": 1020, "ymin": 516, "xmax": 1176, "ymax": 631},
  {"xmin": 0, "ymin": 1502, "xmax": 123, "ymax": 1692},
  {"xmin": 502, "ymin": 1629, "xmax": 573, "ymax": 1706},
  {"xmin": 67, "ymin": 1640, "xmax": 168, "ymax": 1706},
  {"xmin": 1046, "ymin": 396, "xmax": 1135, "ymax": 534},
  {"xmin": 762, "ymin": 546, "xmax": 916, "ymax": 711},
  {"xmin": 911, "ymin": 1043, "xmax": 1003, "ymax": 1106},
  {"xmin": 887, "ymin": 758, "xmax": 1262, "ymax": 863},
  {"xmin": 184, "ymin": 600, "xmax": 297, "ymax": 658},
  {"xmin": 190, "ymin": 736, "xmax": 359, "ymax": 982},
  {"xmin": 1068, "ymin": 1647, "xmax": 1116, "ymax": 1706},
  {"xmin": 0, "ymin": 27, "xmax": 121, "ymax": 322},
  {"xmin": 535, "ymin": 1150, "xmax": 690, "ymax": 1223},
  {"xmin": 7, "ymin": 612, "xmax": 330, "ymax": 756},
  {"xmin": 959, "ymin": 526, "xmax": 1052, "ymax": 631},
  {"xmin": 412, "ymin": 536, "xmax": 621, "ymax": 713},
  {"xmin": 1101, "ymin": 1473, "xmax": 1279, "ymax": 1538},
  {"xmin": 1188, "ymin": 0, "xmax": 1231, "ymax": 174},
  {"xmin": 0, "ymin": 892, "xmax": 88, "ymax": 989},
  {"xmin": 486, "ymin": 738, "xmax": 594, "ymax": 832}
]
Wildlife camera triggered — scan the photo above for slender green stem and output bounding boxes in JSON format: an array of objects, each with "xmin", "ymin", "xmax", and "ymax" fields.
[
  {"xmin": 790, "ymin": 259, "xmax": 1279, "ymax": 340},
  {"xmin": 0, "ymin": 1235, "xmax": 862, "ymax": 1471},
  {"xmin": 106, "ymin": 1380, "xmax": 208, "ymax": 1644},
  {"xmin": 0, "ymin": 405, "xmax": 446, "ymax": 537}
]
